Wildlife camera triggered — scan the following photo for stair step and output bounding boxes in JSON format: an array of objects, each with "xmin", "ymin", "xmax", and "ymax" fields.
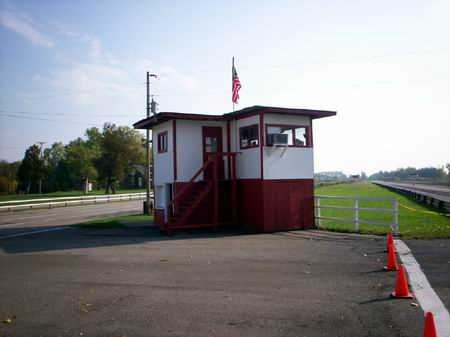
[{"xmin": 169, "ymin": 183, "xmax": 213, "ymax": 226}]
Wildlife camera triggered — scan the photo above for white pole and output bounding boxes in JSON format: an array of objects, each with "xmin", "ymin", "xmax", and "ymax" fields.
[
  {"xmin": 354, "ymin": 199, "xmax": 359, "ymax": 232},
  {"xmin": 316, "ymin": 198, "xmax": 321, "ymax": 228}
]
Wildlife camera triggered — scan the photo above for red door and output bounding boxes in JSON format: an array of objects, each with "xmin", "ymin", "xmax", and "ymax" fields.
[{"xmin": 202, "ymin": 126, "xmax": 224, "ymax": 180}]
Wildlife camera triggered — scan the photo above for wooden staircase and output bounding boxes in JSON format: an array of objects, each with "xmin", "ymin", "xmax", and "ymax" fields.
[
  {"xmin": 167, "ymin": 181, "xmax": 212, "ymax": 230},
  {"xmin": 163, "ymin": 153, "xmax": 238, "ymax": 235}
]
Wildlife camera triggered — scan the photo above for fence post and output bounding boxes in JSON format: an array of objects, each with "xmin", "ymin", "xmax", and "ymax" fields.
[
  {"xmin": 316, "ymin": 197, "xmax": 321, "ymax": 228},
  {"xmin": 392, "ymin": 198, "xmax": 399, "ymax": 236},
  {"xmin": 354, "ymin": 199, "xmax": 359, "ymax": 232}
]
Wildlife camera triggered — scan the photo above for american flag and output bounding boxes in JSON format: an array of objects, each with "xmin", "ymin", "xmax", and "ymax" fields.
[{"xmin": 232, "ymin": 59, "xmax": 241, "ymax": 104}]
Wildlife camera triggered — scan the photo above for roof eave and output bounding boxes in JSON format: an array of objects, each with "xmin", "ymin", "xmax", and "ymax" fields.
[
  {"xmin": 224, "ymin": 106, "xmax": 337, "ymax": 120},
  {"xmin": 133, "ymin": 106, "xmax": 337, "ymax": 129},
  {"xmin": 133, "ymin": 112, "xmax": 223, "ymax": 129}
]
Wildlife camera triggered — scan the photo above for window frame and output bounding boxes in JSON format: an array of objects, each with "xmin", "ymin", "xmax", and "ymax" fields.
[
  {"xmin": 239, "ymin": 124, "xmax": 260, "ymax": 150},
  {"xmin": 265, "ymin": 124, "xmax": 312, "ymax": 148},
  {"xmin": 157, "ymin": 131, "xmax": 168, "ymax": 153}
]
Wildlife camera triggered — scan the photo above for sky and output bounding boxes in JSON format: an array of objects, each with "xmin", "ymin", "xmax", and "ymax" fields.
[{"xmin": 0, "ymin": 0, "xmax": 449, "ymax": 175}]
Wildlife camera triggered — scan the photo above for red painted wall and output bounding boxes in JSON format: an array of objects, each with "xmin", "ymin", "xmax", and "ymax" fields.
[
  {"xmin": 171, "ymin": 179, "xmax": 314, "ymax": 233},
  {"xmin": 262, "ymin": 179, "xmax": 314, "ymax": 232},
  {"xmin": 237, "ymin": 179, "xmax": 264, "ymax": 232},
  {"xmin": 155, "ymin": 209, "xmax": 165, "ymax": 227}
]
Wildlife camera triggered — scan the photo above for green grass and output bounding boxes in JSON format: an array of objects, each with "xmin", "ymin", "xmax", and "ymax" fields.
[
  {"xmin": 315, "ymin": 182, "xmax": 450, "ymax": 239},
  {"xmin": 75, "ymin": 214, "xmax": 153, "ymax": 229},
  {"xmin": 0, "ymin": 189, "xmax": 146, "ymax": 203}
]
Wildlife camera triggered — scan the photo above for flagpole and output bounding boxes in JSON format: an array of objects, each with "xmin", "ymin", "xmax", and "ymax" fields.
[{"xmin": 232, "ymin": 56, "xmax": 235, "ymax": 112}]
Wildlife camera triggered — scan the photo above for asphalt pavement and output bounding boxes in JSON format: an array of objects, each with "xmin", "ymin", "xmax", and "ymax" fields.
[
  {"xmin": 374, "ymin": 181, "xmax": 450, "ymax": 202},
  {"xmin": 0, "ymin": 200, "xmax": 142, "ymax": 239},
  {"xmin": 0, "ymin": 227, "xmax": 425, "ymax": 337},
  {"xmin": 405, "ymin": 239, "xmax": 450, "ymax": 309}
]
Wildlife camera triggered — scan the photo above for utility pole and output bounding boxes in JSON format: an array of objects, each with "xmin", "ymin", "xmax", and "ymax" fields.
[
  {"xmin": 37, "ymin": 141, "xmax": 46, "ymax": 194},
  {"xmin": 145, "ymin": 72, "xmax": 158, "ymax": 215}
]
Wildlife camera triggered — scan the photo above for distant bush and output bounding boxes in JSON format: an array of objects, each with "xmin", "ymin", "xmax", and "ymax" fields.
[
  {"xmin": 0, "ymin": 160, "xmax": 19, "ymax": 194},
  {"xmin": 369, "ymin": 166, "xmax": 448, "ymax": 183}
]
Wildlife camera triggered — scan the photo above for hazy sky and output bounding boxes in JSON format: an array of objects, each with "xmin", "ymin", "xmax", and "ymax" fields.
[{"xmin": 1, "ymin": 0, "xmax": 449, "ymax": 175}]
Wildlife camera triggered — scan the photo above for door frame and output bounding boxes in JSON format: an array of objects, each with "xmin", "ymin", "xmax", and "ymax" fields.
[{"xmin": 202, "ymin": 126, "xmax": 224, "ymax": 180}]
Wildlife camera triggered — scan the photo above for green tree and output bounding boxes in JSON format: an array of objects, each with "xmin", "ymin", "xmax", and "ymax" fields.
[
  {"xmin": 17, "ymin": 145, "xmax": 45, "ymax": 193},
  {"xmin": 0, "ymin": 160, "xmax": 20, "ymax": 194},
  {"xmin": 85, "ymin": 127, "xmax": 102, "ymax": 156},
  {"xmin": 66, "ymin": 138, "xmax": 98, "ymax": 194},
  {"xmin": 43, "ymin": 142, "xmax": 69, "ymax": 192},
  {"xmin": 95, "ymin": 123, "xmax": 145, "ymax": 194}
]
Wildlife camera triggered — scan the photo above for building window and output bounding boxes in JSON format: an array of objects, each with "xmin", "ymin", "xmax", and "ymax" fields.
[
  {"xmin": 266, "ymin": 125, "xmax": 311, "ymax": 147},
  {"xmin": 239, "ymin": 124, "xmax": 259, "ymax": 149},
  {"xmin": 204, "ymin": 137, "xmax": 218, "ymax": 153},
  {"xmin": 157, "ymin": 131, "xmax": 168, "ymax": 153},
  {"xmin": 294, "ymin": 126, "xmax": 308, "ymax": 146}
]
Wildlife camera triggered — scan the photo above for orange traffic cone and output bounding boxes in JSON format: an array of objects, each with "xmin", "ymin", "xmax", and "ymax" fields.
[
  {"xmin": 391, "ymin": 264, "xmax": 413, "ymax": 298},
  {"xmin": 423, "ymin": 312, "xmax": 438, "ymax": 337},
  {"xmin": 386, "ymin": 233, "xmax": 394, "ymax": 252},
  {"xmin": 384, "ymin": 242, "xmax": 399, "ymax": 271}
]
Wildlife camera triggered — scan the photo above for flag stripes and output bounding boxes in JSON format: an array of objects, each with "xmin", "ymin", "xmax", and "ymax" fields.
[{"xmin": 232, "ymin": 59, "xmax": 241, "ymax": 104}]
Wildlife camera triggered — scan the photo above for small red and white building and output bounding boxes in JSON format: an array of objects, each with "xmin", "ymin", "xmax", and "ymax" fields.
[{"xmin": 134, "ymin": 105, "xmax": 336, "ymax": 234}]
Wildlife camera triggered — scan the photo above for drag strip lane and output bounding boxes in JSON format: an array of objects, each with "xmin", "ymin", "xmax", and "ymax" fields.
[
  {"xmin": 0, "ymin": 200, "xmax": 142, "ymax": 239},
  {"xmin": 395, "ymin": 239, "xmax": 450, "ymax": 337}
]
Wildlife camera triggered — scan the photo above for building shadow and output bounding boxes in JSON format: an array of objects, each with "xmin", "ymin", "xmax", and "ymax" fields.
[{"xmin": 0, "ymin": 224, "xmax": 248, "ymax": 254}]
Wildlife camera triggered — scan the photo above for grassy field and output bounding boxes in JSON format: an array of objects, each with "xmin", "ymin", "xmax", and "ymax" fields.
[
  {"xmin": 315, "ymin": 182, "xmax": 450, "ymax": 239},
  {"xmin": 76, "ymin": 214, "xmax": 153, "ymax": 229},
  {"xmin": 0, "ymin": 189, "xmax": 146, "ymax": 202}
]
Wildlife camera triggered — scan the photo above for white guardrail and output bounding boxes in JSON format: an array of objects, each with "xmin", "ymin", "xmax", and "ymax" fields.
[
  {"xmin": 315, "ymin": 195, "xmax": 399, "ymax": 235},
  {"xmin": 0, "ymin": 192, "xmax": 150, "ymax": 212}
]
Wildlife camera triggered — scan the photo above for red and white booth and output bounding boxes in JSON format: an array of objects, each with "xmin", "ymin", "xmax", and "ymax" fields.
[{"xmin": 134, "ymin": 105, "xmax": 336, "ymax": 234}]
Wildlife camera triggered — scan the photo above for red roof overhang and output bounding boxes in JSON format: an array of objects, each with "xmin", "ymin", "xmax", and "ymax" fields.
[{"xmin": 133, "ymin": 105, "xmax": 336, "ymax": 129}]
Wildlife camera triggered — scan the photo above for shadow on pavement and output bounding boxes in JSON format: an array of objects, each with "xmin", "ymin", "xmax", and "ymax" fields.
[
  {"xmin": 358, "ymin": 297, "xmax": 394, "ymax": 305},
  {"xmin": 0, "ymin": 225, "xmax": 247, "ymax": 254}
]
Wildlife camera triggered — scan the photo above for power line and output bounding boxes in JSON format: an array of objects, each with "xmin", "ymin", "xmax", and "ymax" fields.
[
  {"xmin": 0, "ymin": 110, "xmax": 142, "ymax": 118},
  {"xmin": 0, "ymin": 113, "xmax": 103, "ymax": 127}
]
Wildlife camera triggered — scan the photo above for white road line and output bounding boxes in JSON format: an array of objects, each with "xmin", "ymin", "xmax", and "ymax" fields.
[
  {"xmin": 0, "ymin": 227, "xmax": 69, "ymax": 240},
  {"xmin": 395, "ymin": 239, "xmax": 450, "ymax": 337}
]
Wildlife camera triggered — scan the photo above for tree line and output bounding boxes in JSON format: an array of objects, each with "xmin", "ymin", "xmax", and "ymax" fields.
[
  {"xmin": 0, "ymin": 124, "xmax": 147, "ymax": 195},
  {"xmin": 369, "ymin": 165, "xmax": 450, "ymax": 182}
]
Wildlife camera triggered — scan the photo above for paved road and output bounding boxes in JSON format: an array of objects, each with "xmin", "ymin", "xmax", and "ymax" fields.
[
  {"xmin": 374, "ymin": 181, "xmax": 450, "ymax": 202},
  {"xmin": 0, "ymin": 228, "xmax": 424, "ymax": 337},
  {"xmin": 405, "ymin": 239, "xmax": 450, "ymax": 309},
  {"xmin": 0, "ymin": 200, "xmax": 142, "ymax": 239}
]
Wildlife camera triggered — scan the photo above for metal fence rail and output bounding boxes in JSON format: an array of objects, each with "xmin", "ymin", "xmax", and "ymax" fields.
[
  {"xmin": 315, "ymin": 195, "xmax": 399, "ymax": 235},
  {"xmin": 373, "ymin": 180, "xmax": 450, "ymax": 211},
  {"xmin": 0, "ymin": 192, "xmax": 149, "ymax": 212}
]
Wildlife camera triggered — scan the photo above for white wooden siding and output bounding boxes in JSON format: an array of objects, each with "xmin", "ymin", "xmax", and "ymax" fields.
[
  {"xmin": 231, "ymin": 115, "xmax": 261, "ymax": 179},
  {"xmin": 176, "ymin": 120, "xmax": 228, "ymax": 182},
  {"xmin": 153, "ymin": 120, "xmax": 174, "ymax": 186},
  {"xmin": 262, "ymin": 114, "xmax": 314, "ymax": 180}
]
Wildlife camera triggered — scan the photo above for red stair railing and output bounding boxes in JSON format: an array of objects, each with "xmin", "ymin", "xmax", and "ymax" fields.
[
  {"xmin": 167, "ymin": 158, "xmax": 214, "ymax": 222},
  {"xmin": 165, "ymin": 152, "xmax": 239, "ymax": 234}
]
